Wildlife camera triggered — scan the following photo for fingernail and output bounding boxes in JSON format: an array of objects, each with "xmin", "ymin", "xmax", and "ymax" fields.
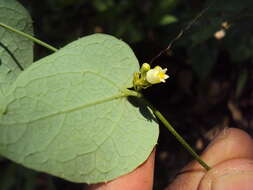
[{"xmin": 212, "ymin": 172, "xmax": 253, "ymax": 190}]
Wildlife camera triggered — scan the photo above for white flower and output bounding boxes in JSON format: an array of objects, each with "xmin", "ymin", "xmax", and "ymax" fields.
[{"xmin": 146, "ymin": 66, "xmax": 169, "ymax": 84}]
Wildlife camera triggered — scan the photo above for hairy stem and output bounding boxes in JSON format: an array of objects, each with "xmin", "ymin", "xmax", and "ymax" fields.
[{"xmin": 0, "ymin": 22, "xmax": 58, "ymax": 52}]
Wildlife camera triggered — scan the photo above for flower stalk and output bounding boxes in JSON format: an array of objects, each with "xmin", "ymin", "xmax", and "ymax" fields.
[{"xmin": 146, "ymin": 99, "xmax": 211, "ymax": 171}]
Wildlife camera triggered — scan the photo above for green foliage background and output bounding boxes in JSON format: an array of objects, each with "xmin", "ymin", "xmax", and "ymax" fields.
[{"xmin": 1, "ymin": 0, "xmax": 253, "ymax": 189}]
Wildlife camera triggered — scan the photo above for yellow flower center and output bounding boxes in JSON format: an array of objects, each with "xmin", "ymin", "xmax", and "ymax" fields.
[{"xmin": 158, "ymin": 72, "xmax": 165, "ymax": 78}]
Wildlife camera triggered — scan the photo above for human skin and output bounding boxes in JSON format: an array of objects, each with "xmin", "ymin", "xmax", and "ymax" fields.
[{"xmin": 88, "ymin": 128, "xmax": 253, "ymax": 190}]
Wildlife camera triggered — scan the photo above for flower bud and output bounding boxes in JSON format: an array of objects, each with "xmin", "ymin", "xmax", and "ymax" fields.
[{"xmin": 140, "ymin": 63, "xmax": 151, "ymax": 73}]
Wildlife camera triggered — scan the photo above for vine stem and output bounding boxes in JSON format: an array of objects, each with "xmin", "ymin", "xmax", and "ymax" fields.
[
  {"xmin": 143, "ymin": 97, "xmax": 211, "ymax": 171},
  {"xmin": 0, "ymin": 22, "xmax": 58, "ymax": 52}
]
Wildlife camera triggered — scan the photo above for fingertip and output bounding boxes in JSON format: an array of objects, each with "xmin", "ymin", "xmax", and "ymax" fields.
[
  {"xmin": 199, "ymin": 159, "xmax": 253, "ymax": 190},
  {"xmin": 88, "ymin": 148, "xmax": 156, "ymax": 190},
  {"xmin": 201, "ymin": 128, "xmax": 253, "ymax": 166},
  {"xmin": 185, "ymin": 128, "xmax": 253, "ymax": 171}
]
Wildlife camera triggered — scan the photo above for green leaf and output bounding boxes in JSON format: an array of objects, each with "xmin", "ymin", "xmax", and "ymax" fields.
[
  {"xmin": 0, "ymin": 0, "xmax": 33, "ymax": 94},
  {"xmin": 159, "ymin": 14, "xmax": 177, "ymax": 26},
  {"xmin": 0, "ymin": 34, "xmax": 159, "ymax": 184}
]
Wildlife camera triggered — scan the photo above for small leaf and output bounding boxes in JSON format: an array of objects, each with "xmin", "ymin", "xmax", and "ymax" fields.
[
  {"xmin": 159, "ymin": 15, "xmax": 177, "ymax": 26},
  {"xmin": 0, "ymin": 0, "xmax": 34, "ymax": 94},
  {"xmin": 0, "ymin": 34, "xmax": 159, "ymax": 184}
]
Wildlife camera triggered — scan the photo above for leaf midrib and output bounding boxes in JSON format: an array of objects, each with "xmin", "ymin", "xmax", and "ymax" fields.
[{"xmin": 1, "ymin": 92, "xmax": 128, "ymax": 125}]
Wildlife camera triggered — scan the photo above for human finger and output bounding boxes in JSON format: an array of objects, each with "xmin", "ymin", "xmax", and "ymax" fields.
[
  {"xmin": 88, "ymin": 148, "xmax": 156, "ymax": 190},
  {"xmin": 166, "ymin": 128, "xmax": 253, "ymax": 190}
]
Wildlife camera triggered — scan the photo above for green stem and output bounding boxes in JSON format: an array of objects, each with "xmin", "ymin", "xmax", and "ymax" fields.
[
  {"xmin": 0, "ymin": 22, "xmax": 58, "ymax": 52},
  {"xmin": 124, "ymin": 89, "xmax": 143, "ymax": 98},
  {"xmin": 144, "ymin": 98, "xmax": 211, "ymax": 171}
]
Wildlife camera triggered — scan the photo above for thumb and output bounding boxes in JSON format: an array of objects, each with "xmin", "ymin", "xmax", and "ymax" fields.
[
  {"xmin": 166, "ymin": 128, "xmax": 253, "ymax": 190},
  {"xmin": 199, "ymin": 158, "xmax": 253, "ymax": 190}
]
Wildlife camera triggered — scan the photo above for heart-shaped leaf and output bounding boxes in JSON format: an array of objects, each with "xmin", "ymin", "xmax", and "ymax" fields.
[
  {"xmin": 0, "ymin": 0, "xmax": 33, "ymax": 94},
  {"xmin": 0, "ymin": 34, "xmax": 159, "ymax": 183}
]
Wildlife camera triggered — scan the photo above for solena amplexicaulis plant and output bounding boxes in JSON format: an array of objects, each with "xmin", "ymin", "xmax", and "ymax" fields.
[{"xmin": 0, "ymin": 22, "xmax": 210, "ymax": 184}]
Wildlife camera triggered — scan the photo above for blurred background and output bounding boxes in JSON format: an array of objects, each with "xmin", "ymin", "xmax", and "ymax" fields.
[{"xmin": 1, "ymin": 0, "xmax": 253, "ymax": 189}]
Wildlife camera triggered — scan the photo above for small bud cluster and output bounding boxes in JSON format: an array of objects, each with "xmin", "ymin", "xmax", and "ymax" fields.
[{"xmin": 133, "ymin": 63, "xmax": 169, "ymax": 91}]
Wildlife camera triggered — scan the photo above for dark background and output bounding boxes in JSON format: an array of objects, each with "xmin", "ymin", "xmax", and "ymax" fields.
[{"xmin": 1, "ymin": 0, "xmax": 253, "ymax": 189}]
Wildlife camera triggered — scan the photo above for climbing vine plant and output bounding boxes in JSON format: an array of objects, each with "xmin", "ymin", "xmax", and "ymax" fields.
[{"xmin": 0, "ymin": 0, "xmax": 209, "ymax": 184}]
